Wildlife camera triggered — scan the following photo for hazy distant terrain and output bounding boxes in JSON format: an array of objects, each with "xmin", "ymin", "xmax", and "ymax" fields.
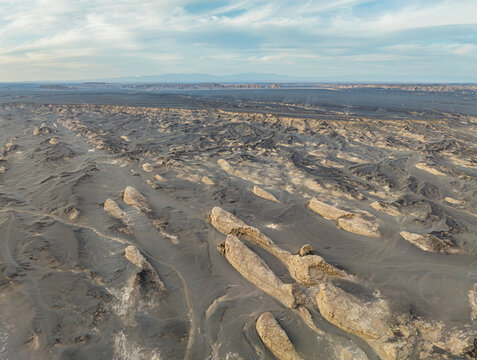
[{"xmin": 0, "ymin": 87, "xmax": 476, "ymax": 359}]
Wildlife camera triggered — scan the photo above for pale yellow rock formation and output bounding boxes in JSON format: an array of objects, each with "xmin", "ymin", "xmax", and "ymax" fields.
[
  {"xmin": 122, "ymin": 186, "xmax": 152, "ymax": 214},
  {"xmin": 142, "ymin": 163, "xmax": 154, "ymax": 172},
  {"xmin": 469, "ymin": 284, "xmax": 477, "ymax": 322},
  {"xmin": 223, "ymin": 235, "xmax": 301, "ymax": 308},
  {"xmin": 201, "ymin": 176, "xmax": 215, "ymax": 185},
  {"xmin": 308, "ymin": 198, "xmax": 380, "ymax": 237},
  {"xmin": 252, "ymin": 185, "xmax": 279, "ymax": 202},
  {"xmin": 445, "ymin": 197, "xmax": 465, "ymax": 205},
  {"xmin": 154, "ymin": 174, "xmax": 166, "ymax": 182},
  {"xmin": 210, "ymin": 207, "xmax": 346, "ymax": 285},
  {"xmin": 415, "ymin": 163, "xmax": 446, "ymax": 176},
  {"xmin": 370, "ymin": 201, "xmax": 402, "ymax": 216},
  {"xmin": 124, "ymin": 245, "xmax": 165, "ymax": 290},
  {"xmin": 400, "ymin": 231, "xmax": 458, "ymax": 253},
  {"xmin": 308, "ymin": 198, "xmax": 350, "ymax": 220},
  {"xmin": 316, "ymin": 282, "xmax": 415, "ymax": 360},
  {"xmin": 104, "ymin": 198, "xmax": 130, "ymax": 225},
  {"xmin": 256, "ymin": 312, "xmax": 302, "ymax": 360},
  {"xmin": 337, "ymin": 215, "xmax": 380, "ymax": 237}
]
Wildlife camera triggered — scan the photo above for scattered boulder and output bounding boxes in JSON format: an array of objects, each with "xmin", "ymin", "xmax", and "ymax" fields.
[
  {"xmin": 1, "ymin": 141, "xmax": 16, "ymax": 154},
  {"xmin": 256, "ymin": 312, "xmax": 302, "ymax": 360},
  {"xmin": 400, "ymin": 231, "xmax": 458, "ymax": 253},
  {"xmin": 49, "ymin": 138, "xmax": 59, "ymax": 145},
  {"xmin": 68, "ymin": 208, "xmax": 80, "ymax": 220},
  {"xmin": 222, "ymin": 235, "xmax": 302, "ymax": 309},
  {"xmin": 146, "ymin": 179, "xmax": 160, "ymax": 189},
  {"xmin": 252, "ymin": 185, "xmax": 279, "ymax": 202}
]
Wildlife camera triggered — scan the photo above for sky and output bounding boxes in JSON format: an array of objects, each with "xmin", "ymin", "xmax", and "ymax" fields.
[{"xmin": 0, "ymin": 0, "xmax": 477, "ymax": 82}]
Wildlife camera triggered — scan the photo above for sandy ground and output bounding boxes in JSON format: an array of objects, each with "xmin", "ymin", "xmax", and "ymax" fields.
[{"xmin": 0, "ymin": 89, "xmax": 476, "ymax": 359}]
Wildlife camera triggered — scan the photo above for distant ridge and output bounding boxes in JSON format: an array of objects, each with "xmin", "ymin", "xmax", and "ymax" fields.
[{"xmin": 100, "ymin": 72, "xmax": 304, "ymax": 83}]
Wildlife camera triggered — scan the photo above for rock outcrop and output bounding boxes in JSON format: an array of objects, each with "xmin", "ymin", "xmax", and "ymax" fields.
[
  {"xmin": 221, "ymin": 235, "xmax": 301, "ymax": 308},
  {"xmin": 308, "ymin": 198, "xmax": 380, "ymax": 237},
  {"xmin": 415, "ymin": 162, "xmax": 446, "ymax": 176},
  {"xmin": 210, "ymin": 207, "xmax": 346, "ymax": 285},
  {"xmin": 469, "ymin": 284, "xmax": 477, "ymax": 322},
  {"xmin": 104, "ymin": 198, "xmax": 131, "ymax": 225},
  {"xmin": 400, "ymin": 231, "xmax": 458, "ymax": 253},
  {"xmin": 252, "ymin": 186, "xmax": 279, "ymax": 202},
  {"xmin": 142, "ymin": 163, "xmax": 154, "ymax": 172},
  {"xmin": 315, "ymin": 282, "xmax": 415, "ymax": 360},
  {"xmin": 122, "ymin": 186, "xmax": 152, "ymax": 214},
  {"xmin": 124, "ymin": 245, "xmax": 165, "ymax": 290},
  {"xmin": 33, "ymin": 122, "xmax": 55, "ymax": 136},
  {"xmin": 256, "ymin": 312, "xmax": 302, "ymax": 360}
]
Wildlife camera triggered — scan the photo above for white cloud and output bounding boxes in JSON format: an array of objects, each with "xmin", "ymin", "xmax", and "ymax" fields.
[{"xmin": 0, "ymin": 0, "xmax": 476, "ymax": 80}]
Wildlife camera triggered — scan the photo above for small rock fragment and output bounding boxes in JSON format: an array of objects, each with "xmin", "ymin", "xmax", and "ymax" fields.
[{"xmin": 298, "ymin": 244, "xmax": 314, "ymax": 257}]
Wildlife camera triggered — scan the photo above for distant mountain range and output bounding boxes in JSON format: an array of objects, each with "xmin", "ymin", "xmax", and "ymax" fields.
[{"xmin": 99, "ymin": 72, "xmax": 304, "ymax": 83}]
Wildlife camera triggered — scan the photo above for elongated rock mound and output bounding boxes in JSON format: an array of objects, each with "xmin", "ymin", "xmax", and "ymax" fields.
[
  {"xmin": 124, "ymin": 245, "xmax": 165, "ymax": 290},
  {"xmin": 210, "ymin": 207, "xmax": 347, "ymax": 285},
  {"xmin": 308, "ymin": 198, "xmax": 380, "ymax": 237},
  {"xmin": 223, "ymin": 235, "xmax": 301, "ymax": 308},
  {"xmin": 400, "ymin": 231, "xmax": 458, "ymax": 253},
  {"xmin": 316, "ymin": 282, "xmax": 415, "ymax": 360},
  {"xmin": 252, "ymin": 185, "xmax": 279, "ymax": 202},
  {"xmin": 122, "ymin": 186, "xmax": 152, "ymax": 214},
  {"xmin": 256, "ymin": 312, "xmax": 302, "ymax": 360},
  {"xmin": 104, "ymin": 198, "xmax": 130, "ymax": 225}
]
